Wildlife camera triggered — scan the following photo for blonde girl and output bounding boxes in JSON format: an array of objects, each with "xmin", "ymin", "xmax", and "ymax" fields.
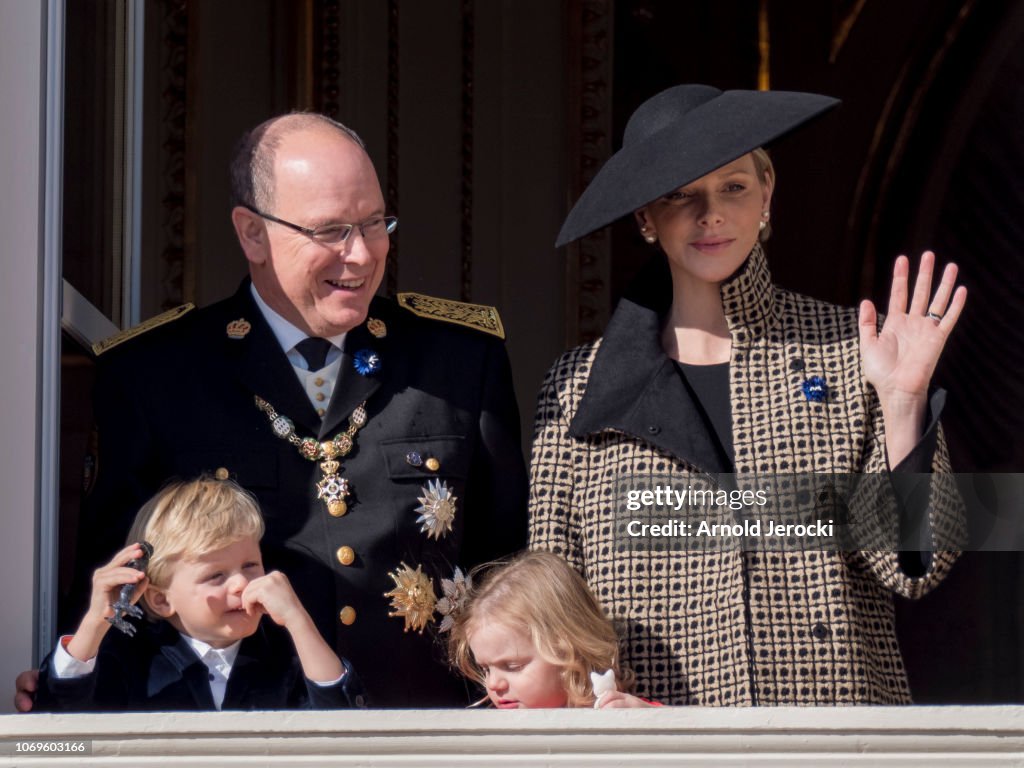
[{"xmin": 449, "ymin": 551, "xmax": 655, "ymax": 708}]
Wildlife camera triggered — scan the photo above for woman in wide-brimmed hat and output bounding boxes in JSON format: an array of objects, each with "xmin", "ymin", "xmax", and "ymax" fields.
[{"xmin": 529, "ymin": 85, "xmax": 966, "ymax": 706}]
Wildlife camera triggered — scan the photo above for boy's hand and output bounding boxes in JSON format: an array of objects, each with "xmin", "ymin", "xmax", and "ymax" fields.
[
  {"xmin": 241, "ymin": 571, "xmax": 308, "ymax": 630},
  {"xmin": 242, "ymin": 571, "xmax": 345, "ymax": 684},
  {"xmin": 67, "ymin": 544, "xmax": 149, "ymax": 662}
]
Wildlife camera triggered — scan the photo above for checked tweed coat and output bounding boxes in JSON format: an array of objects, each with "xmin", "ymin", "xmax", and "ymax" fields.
[{"xmin": 529, "ymin": 245, "xmax": 962, "ymax": 706}]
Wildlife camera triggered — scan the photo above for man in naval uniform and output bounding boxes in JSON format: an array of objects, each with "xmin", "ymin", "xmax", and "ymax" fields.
[{"xmin": 20, "ymin": 113, "xmax": 527, "ymax": 709}]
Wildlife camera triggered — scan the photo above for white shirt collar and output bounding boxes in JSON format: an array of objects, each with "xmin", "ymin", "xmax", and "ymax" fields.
[
  {"xmin": 182, "ymin": 633, "xmax": 242, "ymax": 670},
  {"xmin": 249, "ymin": 283, "xmax": 346, "ymax": 358},
  {"xmin": 181, "ymin": 633, "xmax": 242, "ymax": 710}
]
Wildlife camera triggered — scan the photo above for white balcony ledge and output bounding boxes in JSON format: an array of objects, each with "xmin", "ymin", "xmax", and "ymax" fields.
[{"xmin": 3, "ymin": 706, "xmax": 1024, "ymax": 766}]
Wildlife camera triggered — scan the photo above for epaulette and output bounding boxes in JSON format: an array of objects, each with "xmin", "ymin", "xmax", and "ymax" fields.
[
  {"xmin": 91, "ymin": 303, "xmax": 195, "ymax": 356},
  {"xmin": 396, "ymin": 292, "xmax": 505, "ymax": 339}
]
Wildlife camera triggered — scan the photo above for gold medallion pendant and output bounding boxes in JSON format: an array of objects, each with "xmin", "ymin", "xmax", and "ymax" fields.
[{"xmin": 255, "ymin": 396, "xmax": 368, "ymax": 516}]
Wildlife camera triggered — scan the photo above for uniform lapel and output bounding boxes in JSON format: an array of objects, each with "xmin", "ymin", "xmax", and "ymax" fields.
[
  {"xmin": 321, "ymin": 312, "xmax": 382, "ymax": 438},
  {"xmin": 224, "ymin": 284, "xmax": 322, "ymax": 435}
]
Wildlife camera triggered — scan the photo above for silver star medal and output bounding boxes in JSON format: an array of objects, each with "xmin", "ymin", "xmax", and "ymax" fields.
[
  {"xmin": 414, "ymin": 478, "xmax": 458, "ymax": 540},
  {"xmin": 435, "ymin": 566, "xmax": 472, "ymax": 633}
]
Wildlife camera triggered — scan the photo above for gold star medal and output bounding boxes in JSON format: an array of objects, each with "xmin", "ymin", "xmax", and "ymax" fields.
[
  {"xmin": 384, "ymin": 563, "xmax": 437, "ymax": 633},
  {"xmin": 414, "ymin": 479, "xmax": 457, "ymax": 540}
]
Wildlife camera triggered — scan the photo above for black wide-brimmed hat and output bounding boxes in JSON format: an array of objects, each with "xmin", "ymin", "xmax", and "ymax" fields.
[{"xmin": 555, "ymin": 84, "xmax": 840, "ymax": 247}]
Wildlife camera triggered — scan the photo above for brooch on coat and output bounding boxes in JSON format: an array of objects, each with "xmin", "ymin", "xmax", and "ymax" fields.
[
  {"xmin": 801, "ymin": 376, "xmax": 829, "ymax": 402},
  {"xmin": 414, "ymin": 479, "xmax": 458, "ymax": 540},
  {"xmin": 435, "ymin": 566, "xmax": 472, "ymax": 633},
  {"xmin": 353, "ymin": 349, "xmax": 381, "ymax": 375},
  {"xmin": 384, "ymin": 563, "xmax": 438, "ymax": 634}
]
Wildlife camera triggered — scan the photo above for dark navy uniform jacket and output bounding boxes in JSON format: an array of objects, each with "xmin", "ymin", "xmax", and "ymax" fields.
[
  {"xmin": 71, "ymin": 281, "xmax": 529, "ymax": 707},
  {"xmin": 36, "ymin": 618, "xmax": 366, "ymax": 711}
]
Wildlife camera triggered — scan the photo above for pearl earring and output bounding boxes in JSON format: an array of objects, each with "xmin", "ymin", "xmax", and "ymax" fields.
[
  {"xmin": 759, "ymin": 210, "xmax": 770, "ymax": 232},
  {"xmin": 640, "ymin": 225, "xmax": 657, "ymax": 244}
]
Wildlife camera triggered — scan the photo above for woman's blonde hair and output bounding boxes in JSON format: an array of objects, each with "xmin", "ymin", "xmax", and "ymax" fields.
[
  {"xmin": 751, "ymin": 147, "xmax": 775, "ymax": 242},
  {"xmin": 126, "ymin": 476, "xmax": 264, "ymax": 613},
  {"xmin": 448, "ymin": 550, "xmax": 633, "ymax": 707}
]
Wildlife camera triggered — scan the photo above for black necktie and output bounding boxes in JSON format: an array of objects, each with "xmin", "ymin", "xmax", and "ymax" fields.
[{"xmin": 295, "ymin": 337, "xmax": 334, "ymax": 371}]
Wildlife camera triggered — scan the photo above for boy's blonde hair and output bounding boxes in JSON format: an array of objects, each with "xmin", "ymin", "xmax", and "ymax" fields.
[
  {"xmin": 448, "ymin": 550, "xmax": 633, "ymax": 707},
  {"xmin": 126, "ymin": 477, "xmax": 264, "ymax": 612}
]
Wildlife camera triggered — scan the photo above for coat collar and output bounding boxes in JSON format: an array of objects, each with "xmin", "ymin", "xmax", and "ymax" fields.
[
  {"xmin": 321, "ymin": 300, "xmax": 385, "ymax": 438},
  {"xmin": 568, "ymin": 244, "xmax": 777, "ymax": 474},
  {"xmin": 719, "ymin": 243, "xmax": 781, "ymax": 346},
  {"xmin": 145, "ymin": 621, "xmax": 215, "ymax": 707},
  {"xmin": 144, "ymin": 619, "xmax": 278, "ymax": 708},
  {"xmin": 223, "ymin": 280, "xmax": 323, "ymax": 435},
  {"xmin": 221, "ymin": 280, "xmax": 387, "ymax": 438}
]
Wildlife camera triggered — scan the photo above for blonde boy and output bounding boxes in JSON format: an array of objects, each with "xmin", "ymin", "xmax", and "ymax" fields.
[{"xmin": 37, "ymin": 477, "xmax": 365, "ymax": 710}]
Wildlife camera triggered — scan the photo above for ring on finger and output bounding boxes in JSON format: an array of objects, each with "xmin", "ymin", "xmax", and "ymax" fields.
[{"xmin": 926, "ymin": 311, "xmax": 943, "ymax": 322}]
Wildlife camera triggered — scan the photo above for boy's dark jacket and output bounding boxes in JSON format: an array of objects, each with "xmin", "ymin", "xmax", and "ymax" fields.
[{"xmin": 36, "ymin": 617, "xmax": 367, "ymax": 711}]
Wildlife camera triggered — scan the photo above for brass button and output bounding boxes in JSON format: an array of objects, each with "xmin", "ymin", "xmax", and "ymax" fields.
[
  {"xmin": 336, "ymin": 545, "xmax": 355, "ymax": 566},
  {"xmin": 317, "ymin": 407, "xmax": 325, "ymax": 417},
  {"xmin": 314, "ymin": 377, "xmax": 325, "ymax": 386},
  {"xmin": 339, "ymin": 605, "xmax": 356, "ymax": 625},
  {"xmin": 214, "ymin": 467, "xmax": 229, "ymax": 480},
  {"xmin": 315, "ymin": 392, "xmax": 326, "ymax": 402},
  {"xmin": 425, "ymin": 457, "xmax": 441, "ymax": 472},
  {"xmin": 327, "ymin": 499, "xmax": 348, "ymax": 517}
]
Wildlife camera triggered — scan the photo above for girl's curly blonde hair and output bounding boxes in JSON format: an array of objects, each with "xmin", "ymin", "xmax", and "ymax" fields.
[{"xmin": 448, "ymin": 550, "xmax": 633, "ymax": 707}]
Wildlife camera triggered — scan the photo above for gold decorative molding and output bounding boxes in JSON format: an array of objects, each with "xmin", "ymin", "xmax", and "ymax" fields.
[
  {"xmin": 565, "ymin": 0, "xmax": 613, "ymax": 345},
  {"xmin": 851, "ymin": 0, "xmax": 977, "ymax": 295},
  {"xmin": 158, "ymin": 0, "xmax": 189, "ymax": 310},
  {"xmin": 383, "ymin": 0, "xmax": 400, "ymax": 295},
  {"xmin": 758, "ymin": 0, "xmax": 770, "ymax": 90},
  {"xmin": 830, "ymin": 0, "xmax": 869, "ymax": 64},
  {"xmin": 315, "ymin": 0, "xmax": 342, "ymax": 118},
  {"xmin": 460, "ymin": 0, "xmax": 475, "ymax": 302}
]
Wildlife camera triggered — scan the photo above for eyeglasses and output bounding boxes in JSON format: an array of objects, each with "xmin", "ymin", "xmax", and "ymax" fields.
[{"xmin": 243, "ymin": 204, "xmax": 398, "ymax": 245}]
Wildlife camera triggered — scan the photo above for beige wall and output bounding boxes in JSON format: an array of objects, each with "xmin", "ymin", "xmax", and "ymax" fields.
[{"xmin": 0, "ymin": 0, "xmax": 48, "ymax": 714}]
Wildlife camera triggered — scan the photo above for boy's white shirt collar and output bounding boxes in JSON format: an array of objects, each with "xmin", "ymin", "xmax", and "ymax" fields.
[
  {"xmin": 249, "ymin": 283, "xmax": 346, "ymax": 367},
  {"xmin": 181, "ymin": 633, "xmax": 242, "ymax": 710}
]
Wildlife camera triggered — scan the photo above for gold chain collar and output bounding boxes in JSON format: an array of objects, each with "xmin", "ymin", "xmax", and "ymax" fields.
[{"xmin": 254, "ymin": 395, "xmax": 368, "ymax": 516}]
